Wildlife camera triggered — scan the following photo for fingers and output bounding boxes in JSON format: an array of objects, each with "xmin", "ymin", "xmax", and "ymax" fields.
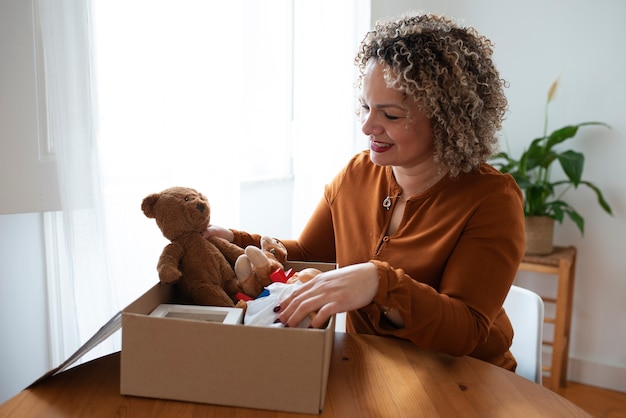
[
  {"xmin": 280, "ymin": 298, "xmax": 340, "ymax": 329},
  {"xmin": 310, "ymin": 303, "xmax": 339, "ymax": 329},
  {"xmin": 277, "ymin": 274, "xmax": 344, "ymax": 328},
  {"xmin": 203, "ymin": 225, "xmax": 234, "ymax": 242},
  {"xmin": 277, "ymin": 280, "xmax": 320, "ymax": 327}
]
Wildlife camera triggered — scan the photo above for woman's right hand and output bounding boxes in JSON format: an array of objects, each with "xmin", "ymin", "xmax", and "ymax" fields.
[
  {"xmin": 277, "ymin": 262, "xmax": 380, "ymax": 328},
  {"xmin": 201, "ymin": 224, "xmax": 234, "ymax": 242}
]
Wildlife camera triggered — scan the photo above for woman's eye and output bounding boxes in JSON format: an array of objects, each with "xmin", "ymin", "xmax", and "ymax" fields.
[{"xmin": 385, "ymin": 113, "xmax": 400, "ymax": 120}]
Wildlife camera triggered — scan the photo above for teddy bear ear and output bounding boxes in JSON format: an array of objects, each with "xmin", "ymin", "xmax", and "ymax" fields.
[{"xmin": 141, "ymin": 193, "xmax": 160, "ymax": 218}]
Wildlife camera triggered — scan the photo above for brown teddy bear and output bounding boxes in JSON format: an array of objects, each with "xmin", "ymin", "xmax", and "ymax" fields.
[
  {"xmin": 141, "ymin": 186, "xmax": 264, "ymax": 307},
  {"xmin": 235, "ymin": 236, "xmax": 288, "ymax": 290}
]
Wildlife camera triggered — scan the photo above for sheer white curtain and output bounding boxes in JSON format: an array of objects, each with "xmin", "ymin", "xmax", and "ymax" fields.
[
  {"xmin": 40, "ymin": 0, "xmax": 369, "ymax": 363},
  {"xmin": 37, "ymin": 0, "xmax": 118, "ymax": 364}
]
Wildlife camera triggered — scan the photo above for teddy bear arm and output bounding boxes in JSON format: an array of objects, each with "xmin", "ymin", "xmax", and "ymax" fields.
[
  {"xmin": 208, "ymin": 236, "xmax": 245, "ymax": 266},
  {"xmin": 157, "ymin": 242, "xmax": 184, "ymax": 284}
]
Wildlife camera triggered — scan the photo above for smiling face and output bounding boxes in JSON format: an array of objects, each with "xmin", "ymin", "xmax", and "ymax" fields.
[{"xmin": 359, "ymin": 61, "xmax": 435, "ymax": 171}]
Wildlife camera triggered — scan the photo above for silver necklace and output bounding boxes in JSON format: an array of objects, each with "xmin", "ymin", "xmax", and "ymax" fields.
[
  {"xmin": 382, "ymin": 169, "xmax": 446, "ymax": 210},
  {"xmin": 382, "ymin": 195, "xmax": 393, "ymax": 210}
]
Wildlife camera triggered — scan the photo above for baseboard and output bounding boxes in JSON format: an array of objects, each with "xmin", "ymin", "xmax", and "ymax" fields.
[{"xmin": 568, "ymin": 356, "xmax": 626, "ymax": 393}]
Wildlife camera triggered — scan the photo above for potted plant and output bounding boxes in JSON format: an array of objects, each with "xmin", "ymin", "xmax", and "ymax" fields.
[{"xmin": 491, "ymin": 79, "xmax": 613, "ymax": 255}]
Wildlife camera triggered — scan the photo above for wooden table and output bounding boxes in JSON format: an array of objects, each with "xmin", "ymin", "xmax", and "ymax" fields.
[
  {"xmin": 0, "ymin": 333, "xmax": 590, "ymax": 417},
  {"xmin": 519, "ymin": 246, "xmax": 577, "ymax": 389}
]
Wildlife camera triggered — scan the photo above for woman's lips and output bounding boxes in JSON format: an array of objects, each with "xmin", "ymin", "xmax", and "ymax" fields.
[{"xmin": 370, "ymin": 140, "xmax": 393, "ymax": 153}]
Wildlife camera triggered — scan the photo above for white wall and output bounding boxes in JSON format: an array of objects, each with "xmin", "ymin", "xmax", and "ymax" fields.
[
  {"xmin": 0, "ymin": 213, "xmax": 49, "ymax": 403},
  {"xmin": 372, "ymin": 0, "xmax": 626, "ymax": 391},
  {"xmin": 0, "ymin": 1, "xmax": 53, "ymax": 403},
  {"xmin": 1, "ymin": 0, "xmax": 625, "ymax": 405},
  {"xmin": 0, "ymin": 0, "xmax": 60, "ymax": 214}
]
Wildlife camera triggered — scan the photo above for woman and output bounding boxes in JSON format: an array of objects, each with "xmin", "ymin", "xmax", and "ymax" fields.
[{"xmin": 207, "ymin": 13, "xmax": 524, "ymax": 370}]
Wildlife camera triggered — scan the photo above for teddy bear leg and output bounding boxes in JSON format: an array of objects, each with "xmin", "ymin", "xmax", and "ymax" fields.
[
  {"xmin": 235, "ymin": 254, "xmax": 253, "ymax": 281},
  {"xmin": 238, "ymin": 276, "xmax": 265, "ymax": 299},
  {"xmin": 234, "ymin": 256, "xmax": 263, "ymax": 297},
  {"xmin": 245, "ymin": 246, "xmax": 279, "ymax": 288},
  {"xmin": 235, "ymin": 255, "xmax": 258, "ymax": 293},
  {"xmin": 235, "ymin": 253, "xmax": 267, "ymax": 298},
  {"xmin": 189, "ymin": 283, "xmax": 237, "ymax": 308}
]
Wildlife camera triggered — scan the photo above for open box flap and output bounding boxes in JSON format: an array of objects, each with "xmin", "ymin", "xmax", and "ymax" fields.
[{"xmin": 29, "ymin": 311, "xmax": 122, "ymax": 387}]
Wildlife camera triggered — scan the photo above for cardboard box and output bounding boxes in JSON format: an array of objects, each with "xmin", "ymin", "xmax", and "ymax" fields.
[
  {"xmin": 120, "ymin": 261, "xmax": 336, "ymax": 414},
  {"xmin": 32, "ymin": 261, "xmax": 336, "ymax": 414}
]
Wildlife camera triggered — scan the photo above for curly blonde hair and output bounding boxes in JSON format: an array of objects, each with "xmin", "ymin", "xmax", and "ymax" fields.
[{"xmin": 355, "ymin": 13, "xmax": 507, "ymax": 177}]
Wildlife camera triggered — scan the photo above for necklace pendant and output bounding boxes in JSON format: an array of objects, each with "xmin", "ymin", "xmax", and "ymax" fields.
[{"xmin": 382, "ymin": 196, "xmax": 392, "ymax": 210}]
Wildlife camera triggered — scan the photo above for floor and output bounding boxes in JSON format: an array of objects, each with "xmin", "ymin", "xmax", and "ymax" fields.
[{"xmin": 543, "ymin": 377, "xmax": 626, "ymax": 418}]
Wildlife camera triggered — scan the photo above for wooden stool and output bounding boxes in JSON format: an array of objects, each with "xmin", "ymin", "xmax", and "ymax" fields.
[{"xmin": 518, "ymin": 246, "xmax": 577, "ymax": 391}]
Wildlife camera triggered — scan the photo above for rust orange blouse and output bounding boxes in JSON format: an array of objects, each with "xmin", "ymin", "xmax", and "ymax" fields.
[{"xmin": 233, "ymin": 151, "xmax": 525, "ymax": 370}]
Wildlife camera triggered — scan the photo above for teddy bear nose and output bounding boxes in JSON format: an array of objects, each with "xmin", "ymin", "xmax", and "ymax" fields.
[{"xmin": 196, "ymin": 203, "xmax": 205, "ymax": 212}]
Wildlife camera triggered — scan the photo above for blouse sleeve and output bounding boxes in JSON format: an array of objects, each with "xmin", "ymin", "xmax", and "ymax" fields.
[{"xmin": 280, "ymin": 188, "xmax": 338, "ymax": 263}]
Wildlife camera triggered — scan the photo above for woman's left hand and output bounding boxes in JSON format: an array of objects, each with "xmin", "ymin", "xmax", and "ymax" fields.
[
  {"xmin": 201, "ymin": 224, "xmax": 234, "ymax": 242},
  {"xmin": 277, "ymin": 262, "xmax": 379, "ymax": 328}
]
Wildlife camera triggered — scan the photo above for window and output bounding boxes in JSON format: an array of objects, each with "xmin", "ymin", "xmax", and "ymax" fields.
[
  {"xmin": 40, "ymin": 0, "xmax": 369, "ymax": 363},
  {"xmin": 93, "ymin": 1, "xmax": 369, "ymax": 305}
]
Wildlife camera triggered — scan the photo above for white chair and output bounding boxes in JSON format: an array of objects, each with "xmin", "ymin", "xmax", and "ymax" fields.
[{"xmin": 503, "ymin": 285, "xmax": 545, "ymax": 384}]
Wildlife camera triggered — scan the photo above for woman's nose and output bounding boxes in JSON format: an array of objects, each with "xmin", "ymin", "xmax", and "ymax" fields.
[{"xmin": 361, "ymin": 113, "xmax": 383, "ymax": 136}]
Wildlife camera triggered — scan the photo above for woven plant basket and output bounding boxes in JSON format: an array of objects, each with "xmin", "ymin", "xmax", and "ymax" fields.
[{"xmin": 524, "ymin": 216, "xmax": 555, "ymax": 255}]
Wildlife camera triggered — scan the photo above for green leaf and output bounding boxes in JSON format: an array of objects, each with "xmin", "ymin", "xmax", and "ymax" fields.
[
  {"xmin": 525, "ymin": 138, "xmax": 554, "ymax": 170},
  {"xmin": 546, "ymin": 122, "xmax": 610, "ymax": 149},
  {"xmin": 545, "ymin": 200, "xmax": 576, "ymax": 223},
  {"xmin": 546, "ymin": 125, "xmax": 579, "ymax": 148},
  {"xmin": 564, "ymin": 208, "xmax": 585, "ymax": 235},
  {"xmin": 551, "ymin": 204, "xmax": 564, "ymax": 222},
  {"xmin": 557, "ymin": 150, "xmax": 584, "ymax": 185},
  {"xmin": 524, "ymin": 183, "xmax": 554, "ymax": 215},
  {"xmin": 491, "ymin": 151, "xmax": 510, "ymax": 160},
  {"xmin": 527, "ymin": 146, "xmax": 557, "ymax": 170},
  {"xmin": 490, "ymin": 152, "xmax": 520, "ymax": 175},
  {"xmin": 579, "ymin": 180, "xmax": 614, "ymax": 215}
]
